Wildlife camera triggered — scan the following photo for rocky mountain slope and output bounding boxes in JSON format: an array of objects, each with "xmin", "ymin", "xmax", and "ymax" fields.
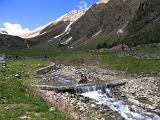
[
  {"xmin": 122, "ymin": 0, "xmax": 160, "ymax": 47},
  {"xmin": 67, "ymin": 0, "xmax": 143, "ymax": 48},
  {"xmin": 0, "ymin": 10, "xmax": 85, "ymax": 49},
  {"xmin": 23, "ymin": 10, "xmax": 85, "ymax": 39},
  {"xmin": 27, "ymin": 0, "xmax": 148, "ymax": 49},
  {"xmin": 22, "ymin": 10, "xmax": 85, "ymax": 48},
  {"xmin": 0, "ymin": 34, "xmax": 28, "ymax": 49},
  {"xmin": 19, "ymin": 0, "xmax": 139, "ymax": 49},
  {"xmin": 68, "ymin": 0, "xmax": 160, "ymax": 50}
]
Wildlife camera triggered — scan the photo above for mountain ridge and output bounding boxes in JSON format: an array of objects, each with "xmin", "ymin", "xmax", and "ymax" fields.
[
  {"xmin": 23, "ymin": 10, "xmax": 85, "ymax": 38},
  {"xmin": 0, "ymin": 0, "xmax": 160, "ymax": 50}
]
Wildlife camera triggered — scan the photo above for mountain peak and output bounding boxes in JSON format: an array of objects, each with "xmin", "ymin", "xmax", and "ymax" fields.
[
  {"xmin": 23, "ymin": 10, "xmax": 85, "ymax": 38},
  {"xmin": 55, "ymin": 10, "xmax": 85, "ymax": 22}
]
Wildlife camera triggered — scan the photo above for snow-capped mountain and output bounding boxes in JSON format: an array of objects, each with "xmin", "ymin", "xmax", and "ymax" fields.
[
  {"xmin": 24, "ymin": 0, "xmax": 154, "ymax": 49},
  {"xmin": 1, "ymin": 0, "xmax": 160, "ymax": 50},
  {"xmin": 23, "ymin": 10, "xmax": 85, "ymax": 38}
]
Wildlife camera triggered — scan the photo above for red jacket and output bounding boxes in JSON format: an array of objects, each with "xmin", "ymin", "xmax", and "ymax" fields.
[{"xmin": 81, "ymin": 74, "xmax": 88, "ymax": 81}]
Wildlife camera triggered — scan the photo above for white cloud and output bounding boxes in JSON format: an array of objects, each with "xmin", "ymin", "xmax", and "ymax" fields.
[
  {"xmin": 0, "ymin": 22, "xmax": 30, "ymax": 37},
  {"xmin": 78, "ymin": 0, "xmax": 88, "ymax": 10}
]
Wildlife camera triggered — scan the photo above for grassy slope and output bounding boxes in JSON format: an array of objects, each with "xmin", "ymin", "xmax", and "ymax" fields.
[
  {"xmin": 78, "ymin": 15, "xmax": 160, "ymax": 51},
  {"xmin": 76, "ymin": 17, "xmax": 160, "ymax": 51},
  {"xmin": 0, "ymin": 49, "xmax": 160, "ymax": 120},
  {"xmin": 73, "ymin": 0, "xmax": 160, "ymax": 51},
  {"xmin": 123, "ymin": 18, "xmax": 160, "ymax": 47},
  {"xmin": 1, "ymin": 48, "xmax": 160, "ymax": 76},
  {"xmin": 73, "ymin": 30, "xmax": 122, "ymax": 51},
  {"xmin": 0, "ymin": 59, "xmax": 70, "ymax": 120},
  {"xmin": 131, "ymin": 44, "xmax": 160, "ymax": 55},
  {"xmin": 98, "ymin": 54, "xmax": 160, "ymax": 75}
]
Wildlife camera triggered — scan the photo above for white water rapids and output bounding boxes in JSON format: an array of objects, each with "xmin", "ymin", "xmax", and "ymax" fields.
[{"xmin": 81, "ymin": 87, "xmax": 160, "ymax": 120}]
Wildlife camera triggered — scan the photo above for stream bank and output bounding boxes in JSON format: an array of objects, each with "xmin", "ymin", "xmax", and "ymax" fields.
[{"xmin": 33, "ymin": 64, "xmax": 160, "ymax": 120}]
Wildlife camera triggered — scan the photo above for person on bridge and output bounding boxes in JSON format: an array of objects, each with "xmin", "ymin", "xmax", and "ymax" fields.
[{"xmin": 79, "ymin": 74, "xmax": 88, "ymax": 84}]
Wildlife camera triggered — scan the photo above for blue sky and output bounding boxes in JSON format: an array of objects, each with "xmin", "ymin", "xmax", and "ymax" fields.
[{"xmin": 0, "ymin": 0, "xmax": 97, "ymax": 32}]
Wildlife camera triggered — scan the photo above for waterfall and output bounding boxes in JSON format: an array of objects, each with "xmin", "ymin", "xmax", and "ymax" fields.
[{"xmin": 76, "ymin": 84, "xmax": 106, "ymax": 94}]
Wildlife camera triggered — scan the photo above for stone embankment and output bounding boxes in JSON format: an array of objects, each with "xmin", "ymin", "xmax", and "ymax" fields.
[{"xmin": 36, "ymin": 89, "xmax": 110, "ymax": 120}]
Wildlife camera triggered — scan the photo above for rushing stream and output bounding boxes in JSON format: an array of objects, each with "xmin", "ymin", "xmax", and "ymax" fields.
[
  {"xmin": 41, "ymin": 74, "xmax": 160, "ymax": 120},
  {"xmin": 79, "ymin": 85, "xmax": 160, "ymax": 120}
]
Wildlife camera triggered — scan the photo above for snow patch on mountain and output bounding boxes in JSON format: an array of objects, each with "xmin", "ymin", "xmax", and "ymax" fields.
[
  {"xmin": 23, "ymin": 10, "xmax": 85, "ymax": 38},
  {"xmin": 117, "ymin": 28, "xmax": 124, "ymax": 34},
  {"xmin": 117, "ymin": 21, "xmax": 128, "ymax": 34},
  {"xmin": 54, "ymin": 22, "xmax": 73, "ymax": 39},
  {"xmin": 22, "ymin": 21, "xmax": 54, "ymax": 38},
  {"xmin": 92, "ymin": 29, "xmax": 102, "ymax": 38},
  {"xmin": 63, "ymin": 37, "xmax": 73, "ymax": 44}
]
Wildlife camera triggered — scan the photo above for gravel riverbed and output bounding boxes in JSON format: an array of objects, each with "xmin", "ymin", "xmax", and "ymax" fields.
[{"xmin": 34, "ymin": 64, "xmax": 160, "ymax": 120}]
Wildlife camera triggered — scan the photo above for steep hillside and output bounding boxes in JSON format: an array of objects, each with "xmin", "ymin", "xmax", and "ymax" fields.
[
  {"xmin": 1, "ymin": 0, "xmax": 159, "ymax": 51},
  {"xmin": 27, "ymin": 21, "xmax": 69, "ymax": 47},
  {"xmin": 0, "ymin": 34, "xmax": 28, "ymax": 49},
  {"xmin": 27, "ymin": 0, "xmax": 144, "ymax": 50},
  {"xmin": 66, "ymin": 0, "xmax": 143, "ymax": 48},
  {"xmin": 23, "ymin": 10, "xmax": 84, "ymax": 39},
  {"xmin": 0, "ymin": 10, "xmax": 85, "ymax": 49},
  {"xmin": 69, "ymin": 0, "xmax": 160, "ymax": 50},
  {"xmin": 128, "ymin": 0, "xmax": 160, "ymax": 33},
  {"xmin": 122, "ymin": 0, "xmax": 160, "ymax": 46},
  {"xmin": 24, "ymin": 10, "xmax": 85, "ymax": 48}
]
